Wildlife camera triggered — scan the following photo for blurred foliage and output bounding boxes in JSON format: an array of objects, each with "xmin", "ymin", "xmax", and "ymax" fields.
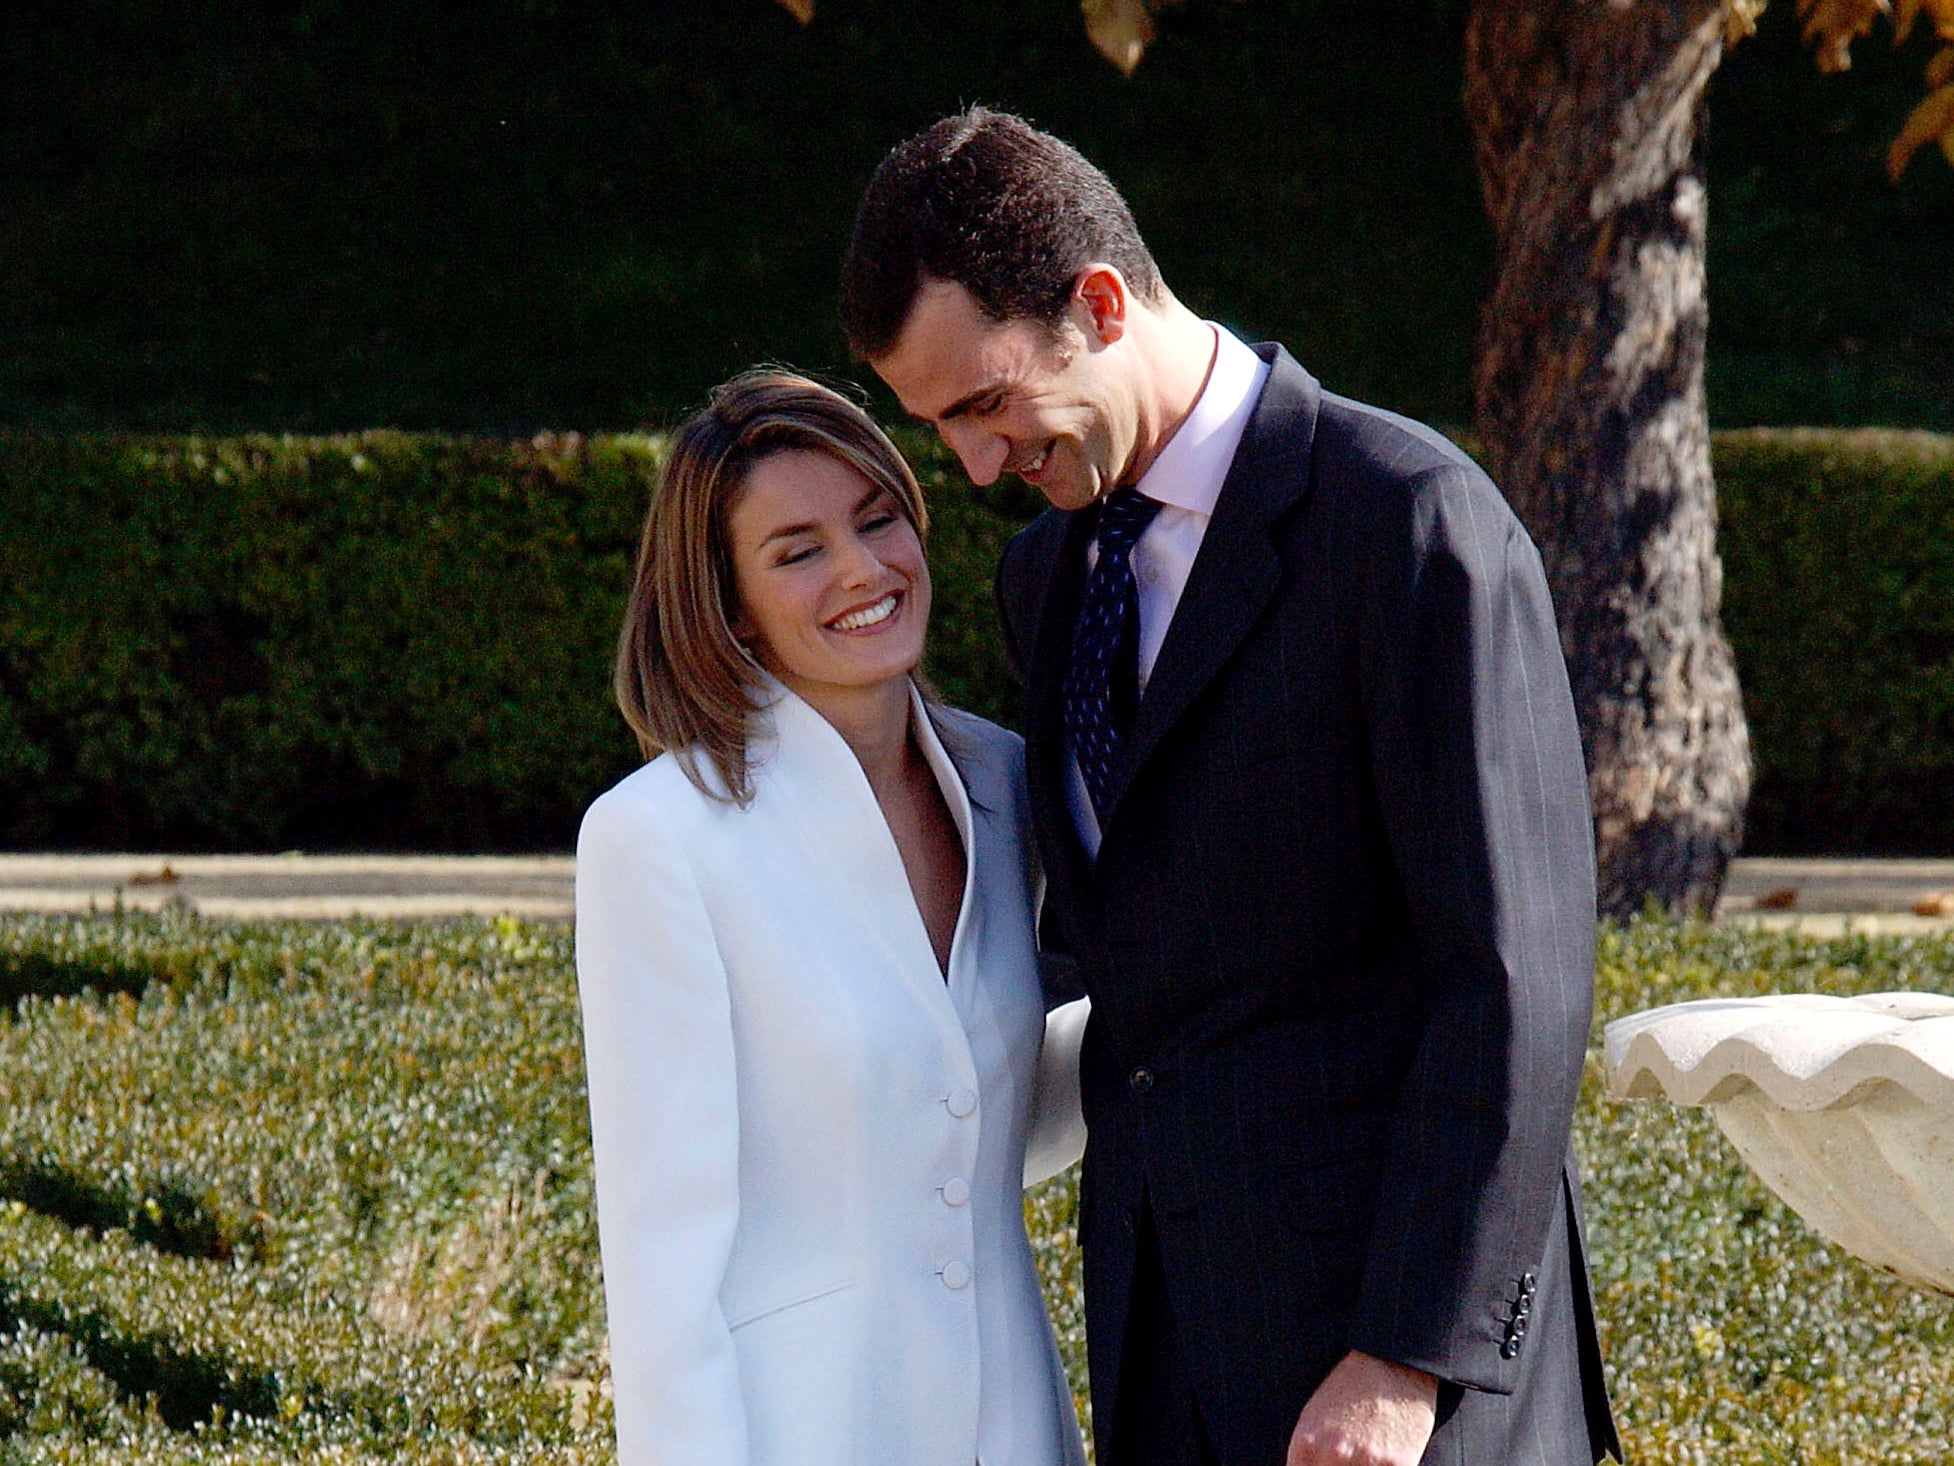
[
  {"xmin": 6, "ymin": 911, "xmax": 1954, "ymax": 1460},
  {"xmin": 0, "ymin": 0, "xmax": 1486, "ymax": 435},
  {"xmin": 1063, "ymin": 0, "xmax": 1954, "ymax": 173},
  {"xmin": 1717, "ymin": 428, "xmax": 1954, "ymax": 854},
  {"xmin": 0, "ymin": 429, "xmax": 662, "ymax": 849},
  {"xmin": 1776, "ymin": 0, "xmax": 1954, "ymax": 179},
  {"xmin": 3, "ymin": 424, "xmax": 1953, "ymax": 853},
  {"xmin": 1, "ymin": 0, "xmax": 1947, "ymax": 439},
  {"xmin": 0, "ymin": 425, "xmax": 1038, "ymax": 851},
  {"xmin": 1707, "ymin": 7, "xmax": 1954, "ymax": 428}
]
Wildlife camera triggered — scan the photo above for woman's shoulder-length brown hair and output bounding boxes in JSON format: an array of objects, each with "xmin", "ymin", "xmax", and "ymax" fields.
[{"xmin": 613, "ymin": 367, "xmax": 930, "ymax": 805}]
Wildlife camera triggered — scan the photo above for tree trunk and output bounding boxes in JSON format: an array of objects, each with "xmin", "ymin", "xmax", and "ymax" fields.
[{"xmin": 1463, "ymin": 0, "xmax": 1751, "ymax": 921}]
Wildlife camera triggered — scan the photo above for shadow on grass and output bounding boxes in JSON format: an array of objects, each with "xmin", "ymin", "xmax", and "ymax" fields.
[
  {"xmin": 0, "ymin": 1279, "xmax": 282, "ymax": 1431},
  {"xmin": 0, "ymin": 955, "xmax": 153, "ymax": 1013},
  {"xmin": 0, "ymin": 1161, "xmax": 235, "ymax": 1264}
]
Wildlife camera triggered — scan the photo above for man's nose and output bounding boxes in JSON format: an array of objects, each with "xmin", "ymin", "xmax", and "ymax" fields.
[{"xmin": 939, "ymin": 421, "xmax": 1008, "ymax": 487}]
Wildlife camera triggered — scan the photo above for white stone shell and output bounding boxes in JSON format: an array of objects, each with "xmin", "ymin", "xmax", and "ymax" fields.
[{"xmin": 1604, "ymin": 992, "xmax": 1954, "ymax": 1295}]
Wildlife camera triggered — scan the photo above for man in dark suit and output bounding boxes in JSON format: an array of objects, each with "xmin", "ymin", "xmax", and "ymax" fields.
[{"xmin": 841, "ymin": 107, "xmax": 1620, "ymax": 1466}]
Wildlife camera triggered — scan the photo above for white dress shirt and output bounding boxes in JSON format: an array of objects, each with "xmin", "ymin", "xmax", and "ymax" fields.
[{"xmin": 1068, "ymin": 323, "xmax": 1271, "ymax": 852}]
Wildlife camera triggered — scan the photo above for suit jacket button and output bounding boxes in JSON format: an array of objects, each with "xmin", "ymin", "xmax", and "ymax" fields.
[
  {"xmin": 1511, "ymin": 1314, "xmax": 1529, "ymax": 1337},
  {"xmin": 1501, "ymin": 1339, "xmax": 1521, "ymax": 1360},
  {"xmin": 1129, "ymin": 1067, "xmax": 1154, "ymax": 1093},
  {"xmin": 940, "ymin": 1176, "xmax": 971, "ymax": 1207},
  {"xmin": 945, "ymin": 1087, "xmax": 978, "ymax": 1118},
  {"xmin": 1522, "ymin": 1272, "xmax": 1537, "ymax": 1291},
  {"xmin": 1514, "ymin": 1294, "xmax": 1531, "ymax": 1317},
  {"xmin": 940, "ymin": 1260, "xmax": 972, "ymax": 1290}
]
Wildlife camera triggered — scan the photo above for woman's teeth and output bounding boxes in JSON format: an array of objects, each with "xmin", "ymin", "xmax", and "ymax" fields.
[
  {"xmin": 829, "ymin": 594, "xmax": 898, "ymax": 632},
  {"xmin": 1021, "ymin": 446, "xmax": 1048, "ymax": 475}
]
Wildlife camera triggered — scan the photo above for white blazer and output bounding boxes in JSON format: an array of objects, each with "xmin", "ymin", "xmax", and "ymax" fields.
[{"xmin": 575, "ymin": 680, "xmax": 1088, "ymax": 1466}]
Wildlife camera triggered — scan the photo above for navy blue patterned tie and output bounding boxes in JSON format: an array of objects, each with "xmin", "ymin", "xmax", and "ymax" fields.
[{"xmin": 1064, "ymin": 487, "xmax": 1164, "ymax": 821}]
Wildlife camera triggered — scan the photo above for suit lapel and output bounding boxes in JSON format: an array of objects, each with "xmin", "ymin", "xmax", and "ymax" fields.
[{"xmin": 1105, "ymin": 346, "xmax": 1323, "ymax": 818}]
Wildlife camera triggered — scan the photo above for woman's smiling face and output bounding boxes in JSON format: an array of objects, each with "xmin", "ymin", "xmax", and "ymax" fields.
[{"xmin": 726, "ymin": 448, "xmax": 930, "ymax": 711}]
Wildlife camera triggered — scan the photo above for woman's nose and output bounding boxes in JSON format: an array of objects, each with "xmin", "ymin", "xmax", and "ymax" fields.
[{"xmin": 834, "ymin": 530, "xmax": 884, "ymax": 585}]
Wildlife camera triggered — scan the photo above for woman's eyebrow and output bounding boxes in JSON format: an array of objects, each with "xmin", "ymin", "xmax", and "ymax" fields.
[{"xmin": 757, "ymin": 486, "xmax": 888, "ymax": 547}]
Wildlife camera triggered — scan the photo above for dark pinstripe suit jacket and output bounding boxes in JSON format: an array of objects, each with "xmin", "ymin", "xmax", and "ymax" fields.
[{"xmin": 995, "ymin": 346, "xmax": 1621, "ymax": 1465}]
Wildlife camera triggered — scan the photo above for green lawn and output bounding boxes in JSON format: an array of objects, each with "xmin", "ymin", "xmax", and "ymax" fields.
[{"xmin": 4, "ymin": 911, "xmax": 1953, "ymax": 1463}]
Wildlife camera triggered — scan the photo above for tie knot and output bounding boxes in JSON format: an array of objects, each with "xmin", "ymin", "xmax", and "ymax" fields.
[{"xmin": 1095, "ymin": 488, "xmax": 1161, "ymax": 559}]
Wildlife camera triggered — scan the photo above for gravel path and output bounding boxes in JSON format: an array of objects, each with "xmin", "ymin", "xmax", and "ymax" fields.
[{"xmin": 5, "ymin": 853, "xmax": 1954, "ymax": 931}]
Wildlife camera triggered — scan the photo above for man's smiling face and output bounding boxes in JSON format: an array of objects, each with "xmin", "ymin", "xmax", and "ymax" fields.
[{"xmin": 871, "ymin": 277, "xmax": 1136, "ymax": 513}]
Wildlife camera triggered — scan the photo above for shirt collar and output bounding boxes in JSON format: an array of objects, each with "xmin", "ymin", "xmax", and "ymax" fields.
[{"xmin": 1134, "ymin": 322, "xmax": 1269, "ymax": 518}]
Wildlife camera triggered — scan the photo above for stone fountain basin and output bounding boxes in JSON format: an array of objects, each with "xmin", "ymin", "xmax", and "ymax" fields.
[{"xmin": 1604, "ymin": 991, "xmax": 1954, "ymax": 1295}]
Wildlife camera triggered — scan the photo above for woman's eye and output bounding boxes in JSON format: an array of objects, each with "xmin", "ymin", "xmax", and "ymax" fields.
[
  {"xmin": 862, "ymin": 512, "xmax": 898, "ymax": 533},
  {"xmin": 776, "ymin": 543, "xmax": 819, "ymax": 566}
]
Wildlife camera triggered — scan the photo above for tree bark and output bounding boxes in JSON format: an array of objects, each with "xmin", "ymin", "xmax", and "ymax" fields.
[{"xmin": 1463, "ymin": 0, "xmax": 1751, "ymax": 921}]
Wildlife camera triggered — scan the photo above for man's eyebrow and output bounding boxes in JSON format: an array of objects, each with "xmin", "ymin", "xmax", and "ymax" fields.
[
  {"xmin": 757, "ymin": 486, "xmax": 887, "ymax": 546},
  {"xmin": 934, "ymin": 382, "xmax": 1004, "ymax": 422}
]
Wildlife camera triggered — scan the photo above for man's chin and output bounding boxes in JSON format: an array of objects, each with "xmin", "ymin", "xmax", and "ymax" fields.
[{"xmin": 1024, "ymin": 474, "xmax": 1098, "ymax": 513}]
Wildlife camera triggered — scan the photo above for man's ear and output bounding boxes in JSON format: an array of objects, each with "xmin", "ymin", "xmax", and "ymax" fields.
[{"xmin": 1072, "ymin": 266, "xmax": 1129, "ymax": 347}]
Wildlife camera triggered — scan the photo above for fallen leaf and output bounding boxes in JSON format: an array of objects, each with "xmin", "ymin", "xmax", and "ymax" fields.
[
  {"xmin": 1916, "ymin": 894, "xmax": 1951, "ymax": 917},
  {"xmin": 1725, "ymin": 0, "xmax": 1770, "ymax": 45},
  {"xmin": 1928, "ymin": 43, "xmax": 1954, "ymax": 90},
  {"xmin": 1799, "ymin": 0, "xmax": 1890, "ymax": 72},
  {"xmin": 1083, "ymin": 0, "xmax": 1155, "ymax": 75},
  {"xmin": 128, "ymin": 864, "xmax": 180, "ymax": 887},
  {"xmin": 1757, "ymin": 888, "xmax": 1800, "ymax": 910},
  {"xmin": 1899, "ymin": 0, "xmax": 1954, "ymax": 41},
  {"xmin": 1888, "ymin": 81, "xmax": 1954, "ymax": 177}
]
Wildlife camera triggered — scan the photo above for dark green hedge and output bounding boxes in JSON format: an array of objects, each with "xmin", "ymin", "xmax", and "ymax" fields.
[
  {"xmin": 3, "ymin": 426, "xmax": 1951, "ymax": 853},
  {"xmin": 0, "ymin": 428, "xmax": 1032, "ymax": 851},
  {"xmin": 0, "ymin": 431, "xmax": 653, "ymax": 849},
  {"xmin": 1717, "ymin": 427, "xmax": 1954, "ymax": 853}
]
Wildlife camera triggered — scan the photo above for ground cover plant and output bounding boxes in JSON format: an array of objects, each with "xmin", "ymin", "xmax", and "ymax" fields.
[{"xmin": 5, "ymin": 910, "xmax": 1954, "ymax": 1463}]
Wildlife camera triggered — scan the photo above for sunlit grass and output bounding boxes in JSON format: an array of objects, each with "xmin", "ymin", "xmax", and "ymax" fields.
[{"xmin": 4, "ymin": 911, "xmax": 1954, "ymax": 1462}]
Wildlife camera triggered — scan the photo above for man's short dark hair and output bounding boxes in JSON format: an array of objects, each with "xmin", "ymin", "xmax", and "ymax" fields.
[{"xmin": 839, "ymin": 107, "xmax": 1165, "ymax": 360}]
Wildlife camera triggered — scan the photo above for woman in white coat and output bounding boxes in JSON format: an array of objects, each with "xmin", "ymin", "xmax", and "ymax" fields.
[{"xmin": 575, "ymin": 369, "xmax": 1088, "ymax": 1466}]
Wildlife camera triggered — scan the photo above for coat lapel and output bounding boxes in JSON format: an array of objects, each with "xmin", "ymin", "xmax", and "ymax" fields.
[
  {"xmin": 758, "ymin": 682, "xmax": 979, "ymax": 1078},
  {"xmin": 1106, "ymin": 346, "xmax": 1323, "ymax": 820}
]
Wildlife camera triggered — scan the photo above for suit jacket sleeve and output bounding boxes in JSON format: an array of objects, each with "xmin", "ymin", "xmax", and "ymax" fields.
[
  {"xmin": 576, "ymin": 786, "xmax": 748, "ymax": 1465},
  {"xmin": 1344, "ymin": 463, "xmax": 1596, "ymax": 1395}
]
